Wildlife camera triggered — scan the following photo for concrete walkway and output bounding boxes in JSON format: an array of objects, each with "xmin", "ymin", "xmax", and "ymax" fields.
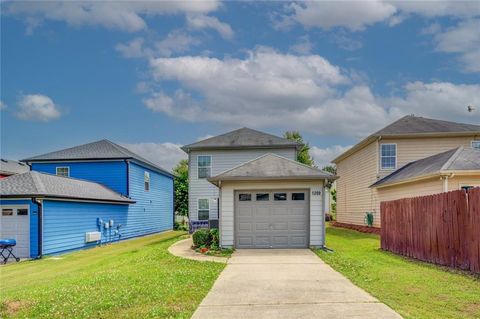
[
  {"xmin": 192, "ymin": 249, "xmax": 402, "ymax": 319},
  {"xmin": 168, "ymin": 237, "xmax": 228, "ymax": 263}
]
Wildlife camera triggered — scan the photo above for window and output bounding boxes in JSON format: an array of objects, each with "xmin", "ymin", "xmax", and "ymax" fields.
[
  {"xmin": 256, "ymin": 193, "xmax": 269, "ymax": 201},
  {"xmin": 144, "ymin": 171, "xmax": 150, "ymax": 191},
  {"xmin": 274, "ymin": 193, "xmax": 287, "ymax": 201},
  {"xmin": 461, "ymin": 186, "xmax": 474, "ymax": 191},
  {"xmin": 472, "ymin": 140, "xmax": 480, "ymax": 150},
  {"xmin": 17, "ymin": 209, "xmax": 28, "ymax": 216},
  {"xmin": 380, "ymin": 144, "xmax": 396, "ymax": 170},
  {"xmin": 239, "ymin": 194, "xmax": 252, "ymax": 201},
  {"xmin": 292, "ymin": 193, "xmax": 305, "ymax": 201},
  {"xmin": 198, "ymin": 199, "xmax": 209, "ymax": 220},
  {"xmin": 2, "ymin": 209, "xmax": 13, "ymax": 216},
  {"xmin": 56, "ymin": 167, "xmax": 69, "ymax": 177},
  {"xmin": 197, "ymin": 155, "xmax": 211, "ymax": 179}
]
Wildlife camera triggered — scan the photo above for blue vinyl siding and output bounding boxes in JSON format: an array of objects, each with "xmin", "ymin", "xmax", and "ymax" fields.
[
  {"xmin": 0, "ymin": 199, "xmax": 39, "ymax": 258},
  {"xmin": 125, "ymin": 162, "xmax": 174, "ymax": 238},
  {"xmin": 42, "ymin": 200, "xmax": 129, "ymax": 255},
  {"xmin": 31, "ymin": 161, "xmax": 128, "ymax": 195}
]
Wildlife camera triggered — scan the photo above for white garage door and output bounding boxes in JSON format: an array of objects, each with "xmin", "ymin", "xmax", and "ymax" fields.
[
  {"xmin": 0, "ymin": 206, "xmax": 30, "ymax": 258},
  {"xmin": 235, "ymin": 190, "xmax": 309, "ymax": 248}
]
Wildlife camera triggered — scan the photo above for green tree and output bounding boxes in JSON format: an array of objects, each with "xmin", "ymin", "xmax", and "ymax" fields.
[
  {"xmin": 322, "ymin": 165, "xmax": 336, "ymax": 189},
  {"xmin": 173, "ymin": 159, "xmax": 189, "ymax": 218},
  {"xmin": 284, "ymin": 131, "xmax": 314, "ymax": 166}
]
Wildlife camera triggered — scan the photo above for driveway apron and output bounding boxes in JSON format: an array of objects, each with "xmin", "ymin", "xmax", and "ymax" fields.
[{"xmin": 192, "ymin": 249, "xmax": 402, "ymax": 319}]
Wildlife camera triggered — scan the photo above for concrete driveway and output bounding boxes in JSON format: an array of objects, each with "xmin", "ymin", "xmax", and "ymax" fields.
[{"xmin": 192, "ymin": 249, "xmax": 402, "ymax": 319}]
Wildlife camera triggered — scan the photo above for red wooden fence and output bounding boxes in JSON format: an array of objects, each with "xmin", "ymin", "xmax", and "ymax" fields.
[{"xmin": 381, "ymin": 187, "xmax": 480, "ymax": 273}]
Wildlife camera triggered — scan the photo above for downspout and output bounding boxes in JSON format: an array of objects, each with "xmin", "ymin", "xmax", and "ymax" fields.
[
  {"xmin": 33, "ymin": 198, "xmax": 43, "ymax": 259},
  {"xmin": 442, "ymin": 173, "xmax": 455, "ymax": 192}
]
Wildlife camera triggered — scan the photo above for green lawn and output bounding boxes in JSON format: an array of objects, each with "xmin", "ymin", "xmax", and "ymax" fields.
[
  {"xmin": 0, "ymin": 231, "xmax": 225, "ymax": 319},
  {"xmin": 314, "ymin": 225, "xmax": 480, "ymax": 319}
]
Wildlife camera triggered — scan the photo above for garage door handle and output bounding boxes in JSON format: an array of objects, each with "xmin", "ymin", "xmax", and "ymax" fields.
[{"xmin": 269, "ymin": 224, "xmax": 273, "ymax": 230}]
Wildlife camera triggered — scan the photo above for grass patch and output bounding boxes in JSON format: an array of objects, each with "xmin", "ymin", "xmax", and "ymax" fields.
[
  {"xmin": 314, "ymin": 225, "xmax": 480, "ymax": 319},
  {"xmin": 0, "ymin": 231, "xmax": 225, "ymax": 319}
]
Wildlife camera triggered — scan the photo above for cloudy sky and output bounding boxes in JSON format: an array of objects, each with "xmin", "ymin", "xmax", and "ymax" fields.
[{"xmin": 1, "ymin": 1, "xmax": 479, "ymax": 170}]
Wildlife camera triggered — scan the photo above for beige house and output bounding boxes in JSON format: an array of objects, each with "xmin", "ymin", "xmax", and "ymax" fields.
[{"xmin": 332, "ymin": 115, "xmax": 480, "ymax": 228}]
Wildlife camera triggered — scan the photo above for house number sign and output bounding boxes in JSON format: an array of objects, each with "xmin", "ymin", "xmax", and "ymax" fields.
[{"xmin": 311, "ymin": 190, "xmax": 322, "ymax": 196}]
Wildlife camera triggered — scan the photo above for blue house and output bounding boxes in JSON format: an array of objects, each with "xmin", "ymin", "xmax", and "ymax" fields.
[{"xmin": 0, "ymin": 140, "xmax": 174, "ymax": 258}]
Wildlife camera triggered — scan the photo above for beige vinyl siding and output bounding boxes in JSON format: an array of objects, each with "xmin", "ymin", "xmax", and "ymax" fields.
[
  {"xmin": 377, "ymin": 177, "xmax": 443, "ymax": 204},
  {"xmin": 188, "ymin": 148, "xmax": 296, "ymax": 220},
  {"xmin": 378, "ymin": 136, "xmax": 475, "ymax": 178},
  {"xmin": 447, "ymin": 176, "xmax": 480, "ymax": 191},
  {"xmin": 218, "ymin": 180, "xmax": 325, "ymax": 248},
  {"xmin": 336, "ymin": 140, "xmax": 380, "ymax": 226},
  {"xmin": 336, "ymin": 134, "xmax": 478, "ymax": 227}
]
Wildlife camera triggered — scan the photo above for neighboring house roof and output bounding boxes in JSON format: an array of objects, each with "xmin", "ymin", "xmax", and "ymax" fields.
[
  {"xmin": 333, "ymin": 115, "xmax": 480, "ymax": 163},
  {"xmin": 208, "ymin": 153, "xmax": 336, "ymax": 185},
  {"xmin": 22, "ymin": 139, "xmax": 173, "ymax": 177},
  {"xmin": 181, "ymin": 127, "xmax": 301, "ymax": 152},
  {"xmin": 0, "ymin": 159, "xmax": 30, "ymax": 176},
  {"xmin": 370, "ymin": 147, "xmax": 480, "ymax": 188},
  {"xmin": 0, "ymin": 171, "xmax": 135, "ymax": 203}
]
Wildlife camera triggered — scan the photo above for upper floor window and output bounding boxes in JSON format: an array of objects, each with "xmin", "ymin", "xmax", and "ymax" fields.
[
  {"xmin": 472, "ymin": 140, "xmax": 480, "ymax": 150},
  {"xmin": 56, "ymin": 167, "xmax": 69, "ymax": 177},
  {"xmin": 380, "ymin": 144, "xmax": 396, "ymax": 170},
  {"xmin": 144, "ymin": 171, "xmax": 150, "ymax": 191},
  {"xmin": 197, "ymin": 155, "xmax": 211, "ymax": 179}
]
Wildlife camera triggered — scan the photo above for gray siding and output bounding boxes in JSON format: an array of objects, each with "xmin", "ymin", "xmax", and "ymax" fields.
[{"xmin": 188, "ymin": 148, "xmax": 296, "ymax": 220}]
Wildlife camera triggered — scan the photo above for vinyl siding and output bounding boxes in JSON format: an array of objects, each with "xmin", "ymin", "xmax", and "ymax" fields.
[
  {"xmin": 376, "ymin": 178, "xmax": 443, "ymax": 205},
  {"xmin": 188, "ymin": 148, "xmax": 296, "ymax": 221},
  {"xmin": 378, "ymin": 136, "xmax": 475, "ymax": 178},
  {"xmin": 0, "ymin": 199, "xmax": 38, "ymax": 258},
  {"xmin": 218, "ymin": 180, "xmax": 325, "ymax": 248},
  {"xmin": 31, "ymin": 161, "xmax": 128, "ymax": 195},
  {"xmin": 336, "ymin": 140, "xmax": 380, "ymax": 226},
  {"xmin": 126, "ymin": 162, "xmax": 173, "ymax": 238},
  {"xmin": 447, "ymin": 176, "xmax": 480, "ymax": 191},
  {"xmin": 336, "ymin": 135, "xmax": 478, "ymax": 227},
  {"xmin": 42, "ymin": 200, "xmax": 129, "ymax": 255}
]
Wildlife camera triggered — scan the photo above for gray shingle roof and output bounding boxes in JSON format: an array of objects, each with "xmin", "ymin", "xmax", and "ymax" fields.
[
  {"xmin": 22, "ymin": 139, "xmax": 173, "ymax": 177},
  {"xmin": 208, "ymin": 153, "xmax": 336, "ymax": 185},
  {"xmin": 371, "ymin": 147, "xmax": 480, "ymax": 188},
  {"xmin": 373, "ymin": 115, "xmax": 480, "ymax": 136},
  {"xmin": 0, "ymin": 159, "xmax": 30, "ymax": 175},
  {"xmin": 333, "ymin": 115, "xmax": 480, "ymax": 164},
  {"xmin": 0, "ymin": 171, "xmax": 134, "ymax": 203},
  {"xmin": 182, "ymin": 128, "xmax": 300, "ymax": 152}
]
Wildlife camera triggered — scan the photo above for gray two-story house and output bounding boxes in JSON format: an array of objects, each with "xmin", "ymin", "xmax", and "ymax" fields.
[{"xmin": 182, "ymin": 128, "xmax": 336, "ymax": 249}]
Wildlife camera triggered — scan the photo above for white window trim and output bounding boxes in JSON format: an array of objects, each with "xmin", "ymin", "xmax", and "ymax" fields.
[
  {"xmin": 197, "ymin": 155, "xmax": 212, "ymax": 179},
  {"xmin": 56, "ymin": 166, "xmax": 70, "ymax": 177},
  {"xmin": 197, "ymin": 198, "xmax": 210, "ymax": 221},
  {"xmin": 471, "ymin": 140, "xmax": 480, "ymax": 149},
  {"xmin": 380, "ymin": 143, "xmax": 397, "ymax": 170}
]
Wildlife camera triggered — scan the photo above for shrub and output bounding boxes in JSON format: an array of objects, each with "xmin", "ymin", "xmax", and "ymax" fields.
[
  {"xmin": 210, "ymin": 228, "xmax": 219, "ymax": 248},
  {"xmin": 192, "ymin": 229, "xmax": 212, "ymax": 247}
]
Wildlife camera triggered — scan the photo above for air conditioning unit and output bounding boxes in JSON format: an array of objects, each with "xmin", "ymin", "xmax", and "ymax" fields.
[{"xmin": 85, "ymin": 231, "xmax": 101, "ymax": 243}]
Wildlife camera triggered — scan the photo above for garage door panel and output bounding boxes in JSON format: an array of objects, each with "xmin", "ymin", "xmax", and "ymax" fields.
[
  {"xmin": 238, "ymin": 222, "xmax": 252, "ymax": 231},
  {"xmin": 0, "ymin": 206, "xmax": 30, "ymax": 258},
  {"xmin": 238, "ymin": 207, "xmax": 253, "ymax": 217},
  {"xmin": 235, "ymin": 190, "xmax": 309, "ymax": 249}
]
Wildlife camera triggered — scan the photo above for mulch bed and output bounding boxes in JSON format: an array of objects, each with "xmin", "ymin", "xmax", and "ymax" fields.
[{"xmin": 331, "ymin": 222, "xmax": 381, "ymax": 235}]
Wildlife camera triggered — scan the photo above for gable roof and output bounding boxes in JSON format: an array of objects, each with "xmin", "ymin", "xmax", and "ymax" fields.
[
  {"xmin": 0, "ymin": 171, "xmax": 134, "ymax": 203},
  {"xmin": 22, "ymin": 139, "xmax": 173, "ymax": 177},
  {"xmin": 370, "ymin": 147, "xmax": 480, "ymax": 188},
  {"xmin": 181, "ymin": 127, "xmax": 301, "ymax": 152},
  {"xmin": 333, "ymin": 115, "xmax": 480, "ymax": 163},
  {"xmin": 0, "ymin": 159, "xmax": 30, "ymax": 176},
  {"xmin": 208, "ymin": 153, "xmax": 336, "ymax": 185}
]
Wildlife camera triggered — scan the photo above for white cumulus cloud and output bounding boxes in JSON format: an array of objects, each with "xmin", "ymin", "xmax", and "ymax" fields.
[
  {"xmin": 310, "ymin": 145, "xmax": 353, "ymax": 168},
  {"xmin": 16, "ymin": 94, "xmax": 61, "ymax": 122},
  {"xmin": 186, "ymin": 14, "xmax": 234, "ymax": 39},
  {"xmin": 5, "ymin": 1, "xmax": 221, "ymax": 33},
  {"xmin": 121, "ymin": 142, "xmax": 187, "ymax": 172}
]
